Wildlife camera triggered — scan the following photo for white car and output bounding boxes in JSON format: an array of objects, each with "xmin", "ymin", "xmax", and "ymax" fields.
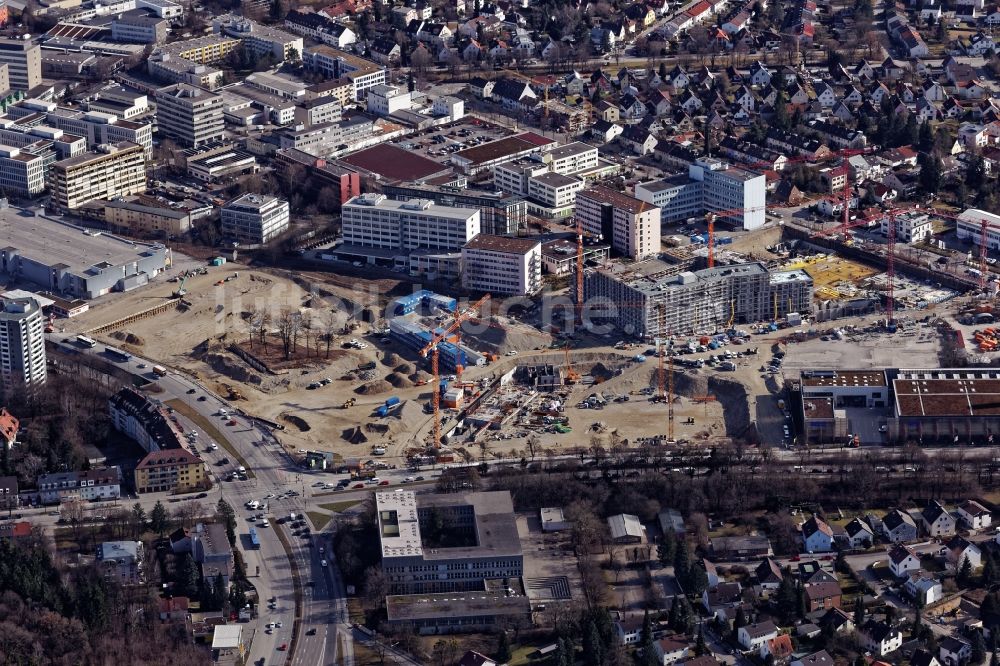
[{"xmin": 321, "ymin": 559, "xmax": 328, "ymax": 567}]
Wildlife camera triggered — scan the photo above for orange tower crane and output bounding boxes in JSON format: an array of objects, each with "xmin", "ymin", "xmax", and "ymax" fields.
[{"xmin": 418, "ymin": 294, "xmax": 491, "ymax": 447}]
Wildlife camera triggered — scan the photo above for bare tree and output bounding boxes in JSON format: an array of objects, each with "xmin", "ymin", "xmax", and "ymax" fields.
[
  {"xmin": 321, "ymin": 310, "xmax": 339, "ymax": 358},
  {"xmin": 276, "ymin": 308, "xmax": 297, "ymax": 360}
]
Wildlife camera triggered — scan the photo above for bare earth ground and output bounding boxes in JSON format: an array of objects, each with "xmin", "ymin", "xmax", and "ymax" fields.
[{"xmin": 58, "ymin": 256, "xmax": 962, "ymax": 465}]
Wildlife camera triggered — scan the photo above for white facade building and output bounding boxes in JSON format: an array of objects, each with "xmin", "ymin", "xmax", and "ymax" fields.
[
  {"xmin": 155, "ymin": 84, "xmax": 224, "ymax": 148},
  {"xmin": 880, "ymin": 212, "xmax": 932, "ymax": 243},
  {"xmin": 635, "ymin": 158, "xmax": 766, "ymax": 231},
  {"xmin": 0, "ymin": 297, "xmax": 46, "ymax": 395},
  {"xmin": 461, "ymin": 234, "xmax": 542, "ymax": 296},
  {"xmin": 366, "ymin": 84, "xmax": 412, "ymax": 116},
  {"xmin": 342, "ymin": 193, "xmax": 480, "ymax": 252},
  {"xmin": 220, "ymin": 193, "xmax": 290, "ymax": 245},
  {"xmin": 0, "ymin": 145, "xmax": 46, "ymax": 196}
]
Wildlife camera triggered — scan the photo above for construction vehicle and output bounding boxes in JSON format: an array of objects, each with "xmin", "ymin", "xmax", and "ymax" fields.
[
  {"xmin": 564, "ymin": 346, "xmax": 580, "ymax": 384},
  {"xmin": 341, "ymin": 397, "xmax": 357, "ymax": 409},
  {"xmin": 173, "ymin": 276, "xmax": 187, "ymax": 298}
]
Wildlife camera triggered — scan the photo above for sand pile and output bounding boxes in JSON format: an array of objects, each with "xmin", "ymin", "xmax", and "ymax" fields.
[
  {"xmin": 590, "ymin": 362, "xmax": 614, "ymax": 380},
  {"xmin": 387, "ymin": 372, "xmax": 414, "ymax": 388},
  {"xmin": 410, "ymin": 370, "xmax": 432, "ymax": 383},
  {"xmin": 112, "ymin": 331, "xmax": 145, "ymax": 346},
  {"xmin": 394, "ymin": 362, "xmax": 415, "ymax": 375},
  {"xmin": 382, "ymin": 352, "xmax": 402, "ymax": 367},
  {"xmin": 463, "ymin": 319, "xmax": 552, "ymax": 354},
  {"xmin": 356, "ymin": 379, "xmax": 392, "ymax": 395}
]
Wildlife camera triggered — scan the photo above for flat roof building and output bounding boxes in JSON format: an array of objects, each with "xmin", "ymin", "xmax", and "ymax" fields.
[
  {"xmin": 376, "ymin": 489, "xmax": 523, "ymax": 595},
  {"xmin": 381, "ymin": 183, "xmax": 525, "ymax": 237},
  {"xmin": 155, "ymin": 83, "xmax": 225, "ymax": 148},
  {"xmin": 0, "ymin": 297, "xmax": 46, "ymax": 396},
  {"xmin": 576, "ymin": 185, "xmax": 660, "ymax": 260},
  {"xmin": 583, "ymin": 260, "xmax": 812, "ymax": 338},
  {"xmin": 461, "ymin": 234, "xmax": 542, "ymax": 296},
  {"xmin": 342, "ymin": 192, "xmax": 480, "ymax": 253},
  {"xmin": 220, "ymin": 193, "xmax": 289, "ymax": 246},
  {"xmin": 0, "ymin": 39, "xmax": 41, "ymax": 91},
  {"xmin": 0, "ymin": 212, "xmax": 169, "ymax": 298},
  {"xmin": 49, "ymin": 141, "xmax": 147, "ymax": 210},
  {"xmin": 450, "ymin": 131, "xmax": 555, "ymax": 176}
]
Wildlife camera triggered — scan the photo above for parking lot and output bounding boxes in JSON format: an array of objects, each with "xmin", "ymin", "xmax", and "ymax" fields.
[{"xmin": 388, "ymin": 118, "xmax": 515, "ymax": 162}]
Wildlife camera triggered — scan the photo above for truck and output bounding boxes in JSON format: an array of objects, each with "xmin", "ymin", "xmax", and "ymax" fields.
[
  {"xmin": 384, "ymin": 396, "xmax": 400, "ymax": 408},
  {"xmin": 152, "ymin": 365, "xmax": 167, "ymax": 377}
]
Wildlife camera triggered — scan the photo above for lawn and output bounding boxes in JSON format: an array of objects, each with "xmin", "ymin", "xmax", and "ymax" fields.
[
  {"xmin": 320, "ymin": 500, "xmax": 361, "ymax": 514},
  {"xmin": 166, "ymin": 399, "xmax": 254, "ymax": 478},
  {"xmin": 307, "ymin": 511, "xmax": 331, "ymax": 531}
]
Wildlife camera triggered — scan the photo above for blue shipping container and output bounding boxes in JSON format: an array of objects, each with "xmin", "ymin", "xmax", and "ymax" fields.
[{"xmin": 385, "ymin": 397, "xmax": 400, "ymax": 407}]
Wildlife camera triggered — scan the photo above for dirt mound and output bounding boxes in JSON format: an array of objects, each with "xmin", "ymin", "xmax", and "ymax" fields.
[
  {"xmin": 708, "ymin": 376, "xmax": 752, "ymax": 437},
  {"xmin": 111, "ymin": 330, "xmax": 145, "ymax": 346},
  {"xmin": 203, "ymin": 353, "xmax": 264, "ymax": 385},
  {"xmin": 280, "ymin": 413, "xmax": 311, "ymax": 432},
  {"xmin": 394, "ymin": 362, "xmax": 415, "ymax": 375},
  {"xmin": 590, "ymin": 362, "xmax": 614, "ymax": 380},
  {"xmin": 356, "ymin": 379, "xmax": 392, "ymax": 395},
  {"xmin": 342, "ymin": 426, "xmax": 368, "ymax": 443},
  {"xmin": 382, "ymin": 352, "xmax": 402, "ymax": 367},
  {"xmin": 463, "ymin": 319, "xmax": 552, "ymax": 355},
  {"xmin": 410, "ymin": 370, "xmax": 432, "ymax": 383},
  {"xmin": 387, "ymin": 372, "xmax": 414, "ymax": 388}
]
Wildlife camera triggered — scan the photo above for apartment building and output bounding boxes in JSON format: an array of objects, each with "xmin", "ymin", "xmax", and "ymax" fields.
[
  {"xmin": 49, "ymin": 142, "xmax": 146, "ymax": 210},
  {"xmin": 381, "ymin": 183, "xmax": 525, "ymax": 237},
  {"xmin": 462, "ymin": 234, "xmax": 542, "ymax": 296},
  {"xmin": 493, "ymin": 160, "xmax": 549, "ymax": 196},
  {"xmin": 880, "ymin": 212, "xmax": 932, "ymax": 244},
  {"xmin": 576, "ymin": 185, "xmax": 660, "ymax": 260},
  {"xmin": 155, "ymin": 83, "xmax": 224, "ymax": 148},
  {"xmin": 377, "ymin": 490, "xmax": 523, "ymax": 595},
  {"xmin": 213, "ymin": 14, "xmax": 303, "ymax": 62},
  {"xmin": 342, "ymin": 193, "xmax": 480, "ymax": 252},
  {"xmin": 134, "ymin": 447, "xmax": 205, "ymax": 494},
  {"xmin": 0, "ymin": 297, "xmax": 46, "ymax": 395},
  {"xmin": 0, "ymin": 39, "xmax": 41, "ymax": 91},
  {"xmin": 147, "ymin": 34, "xmax": 239, "ymax": 88},
  {"xmin": 634, "ymin": 158, "xmax": 767, "ymax": 230},
  {"xmin": 37, "ymin": 467, "xmax": 121, "ymax": 504},
  {"xmin": 220, "ymin": 193, "xmax": 290, "ymax": 245},
  {"xmin": 541, "ymin": 141, "xmax": 600, "ymax": 174},
  {"xmin": 527, "ymin": 172, "xmax": 585, "ymax": 217},
  {"xmin": 97, "ymin": 541, "xmax": 144, "ymax": 584},
  {"xmin": 302, "ymin": 46, "xmax": 386, "ymax": 101},
  {"xmin": 104, "ymin": 198, "xmax": 193, "ymax": 235},
  {"xmin": 583, "ymin": 261, "xmax": 813, "ymax": 338},
  {"xmin": 0, "ymin": 144, "xmax": 46, "ymax": 196},
  {"xmin": 109, "ymin": 387, "xmax": 184, "ymax": 454}
]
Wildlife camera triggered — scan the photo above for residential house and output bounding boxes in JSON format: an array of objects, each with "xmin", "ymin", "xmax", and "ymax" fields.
[
  {"xmin": 97, "ymin": 541, "xmax": 144, "ymax": 584},
  {"xmin": 755, "ymin": 558, "xmax": 783, "ymax": 590},
  {"xmin": 701, "ymin": 581, "xmax": 743, "ymax": 621},
  {"xmin": 591, "ymin": 119, "xmax": 623, "ymax": 144},
  {"xmin": 608, "ymin": 514, "xmax": 644, "ymax": 544},
  {"xmin": 616, "ymin": 616, "xmax": 644, "ymax": 645},
  {"xmin": 703, "ymin": 559, "xmax": 720, "ymax": 589},
  {"xmin": 654, "ymin": 636, "xmax": 690, "ymax": 665},
  {"xmin": 943, "ymin": 535, "xmax": 982, "ymax": 570},
  {"xmin": 804, "ymin": 582, "xmax": 842, "ymax": 612},
  {"xmin": 904, "ymin": 573, "xmax": 943, "ymax": 605},
  {"xmin": 0, "ymin": 476, "xmax": 17, "ymax": 510},
  {"xmin": 791, "ymin": 651, "xmax": 834, "ymax": 666},
  {"xmin": 0, "ymin": 521, "xmax": 31, "ymax": 541},
  {"xmin": 459, "ymin": 651, "xmax": 497, "ymax": 666},
  {"xmin": 860, "ymin": 619, "xmax": 903, "ymax": 657},
  {"xmin": 677, "ymin": 90, "xmax": 702, "ymax": 114},
  {"xmin": 911, "ymin": 649, "xmax": 942, "ymax": 666},
  {"xmin": 668, "ymin": 65, "xmax": 690, "ymax": 89},
  {"xmin": 819, "ymin": 607, "xmax": 855, "ymax": 634},
  {"xmin": 491, "ymin": 77, "xmax": 537, "ymax": 112},
  {"xmin": 749, "ymin": 62, "xmax": 771, "ymax": 87},
  {"xmin": 159, "ymin": 596, "xmax": 190, "ymax": 621},
  {"xmin": 889, "ymin": 543, "xmax": 921, "ymax": 578},
  {"xmin": 844, "ymin": 517, "xmax": 875, "ymax": 548},
  {"xmin": 738, "ymin": 621, "xmax": 779, "ymax": 651},
  {"xmin": 939, "ymin": 636, "xmax": 972, "ymax": 666},
  {"xmin": 619, "ymin": 93, "xmax": 647, "ymax": 121},
  {"xmin": 621, "ymin": 125, "xmax": 657, "ymax": 155},
  {"xmin": 957, "ymin": 500, "xmax": 992, "ymax": 530},
  {"xmin": 922, "ymin": 500, "xmax": 957, "ymax": 537},
  {"xmin": 762, "ymin": 634, "xmax": 794, "ymax": 663},
  {"xmin": 368, "ymin": 37, "xmax": 401, "ymax": 66},
  {"xmin": 709, "ymin": 535, "xmax": 772, "ymax": 560},
  {"xmin": 802, "ymin": 516, "xmax": 835, "ymax": 553},
  {"xmin": 0, "ymin": 408, "xmax": 17, "ymax": 448}
]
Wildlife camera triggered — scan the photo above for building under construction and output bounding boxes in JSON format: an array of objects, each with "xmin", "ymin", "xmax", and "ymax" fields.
[{"xmin": 583, "ymin": 260, "xmax": 813, "ymax": 338}]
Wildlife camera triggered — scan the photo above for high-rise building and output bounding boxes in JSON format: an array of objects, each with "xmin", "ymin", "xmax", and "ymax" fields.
[
  {"xmin": 0, "ymin": 39, "xmax": 41, "ymax": 91},
  {"xmin": 575, "ymin": 185, "xmax": 660, "ymax": 260},
  {"xmin": 341, "ymin": 193, "xmax": 480, "ymax": 252},
  {"xmin": 0, "ymin": 296, "xmax": 47, "ymax": 395},
  {"xmin": 220, "ymin": 193, "xmax": 290, "ymax": 245},
  {"xmin": 155, "ymin": 83, "xmax": 224, "ymax": 148},
  {"xmin": 49, "ymin": 141, "xmax": 146, "ymax": 210}
]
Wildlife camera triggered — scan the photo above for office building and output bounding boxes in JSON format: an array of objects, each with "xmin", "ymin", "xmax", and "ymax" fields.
[
  {"xmin": 462, "ymin": 235, "xmax": 542, "ymax": 296},
  {"xmin": 155, "ymin": 83, "xmax": 224, "ymax": 148},
  {"xmin": 88, "ymin": 87, "xmax": 151, "ymax": 120},
  {"xmin": 137, "ymin": 0, "xmax": 184, "ymax": 19},
  {"xmin": 147, "ymin": 35, "xmax": 239, "ymax": 89},
  {"xmin": 183, "ymin": 141, "xmax": 258, "ymax": 182},
  {"xmin": 366, "ymin": 83, "xmax": 411, "ymax": 116},
  {"xmin": 342, "ymin": 193, "xmax": 480, "ymax": 252},
  {"xmin": 880, "ymin": 212, "xmax": 932, "ymax": 244},
  {"xmin": 302, "ymin": 46, "xmax": 386, "ymax": 101},
  {"xmin": 0, "ymin": 144, "xmax": 46, "ymax": 196},
  {"xmin": 381, "ymin": 183, "xmax": 525, "ymax": 236},
  {"xmin": 0, "ymin": 213, "xmax": 169, "ymax": 298},
  {"xmin": 576, "ymin": 185, "xmax": 660, "ymax": 260},
  {"xmin": 212, "ymin": 14, "xmax": 303, "ymax": 62},
  {"xmin": 0, "ymin": 296, "xmax": 46, "ymax": 395},
  {"xmin": 526, "ymin": 172, "xmax": 585, "ymax": 217},
  {"xmin": 376, "ymin": 490, "xmax": 523, "ymax": 595},
  {"xmin": 111, "ymin": 9, "xmax": 169, "ymax": 43},
  {"xmin": 220, "ymin": 193, "xmax": 290, "ymax": 245},
  {"xmin": 634, "ymin": 158, "xmax": 767, "ymax": 231},
  {"xmin": 104, "ymin": 197, "xmax": 193, "ymax": 236},
  {"xmin": 42, "ymin": 106, "xmax": 153, "ymax": 157},
  {"xmin": 0, "ymin": 39, "xmax": 40, "ymax": 91},
  {"xmin": 957, "ymin": 209, "xmax": 1000, "ymax": 250},
  {"xmin": 49, "ymin": 142, "xmax": 146, "ymax": 210},
  {"xmin": 583, "ymin": 261, "xmax": 813, "ymax": 338}
]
